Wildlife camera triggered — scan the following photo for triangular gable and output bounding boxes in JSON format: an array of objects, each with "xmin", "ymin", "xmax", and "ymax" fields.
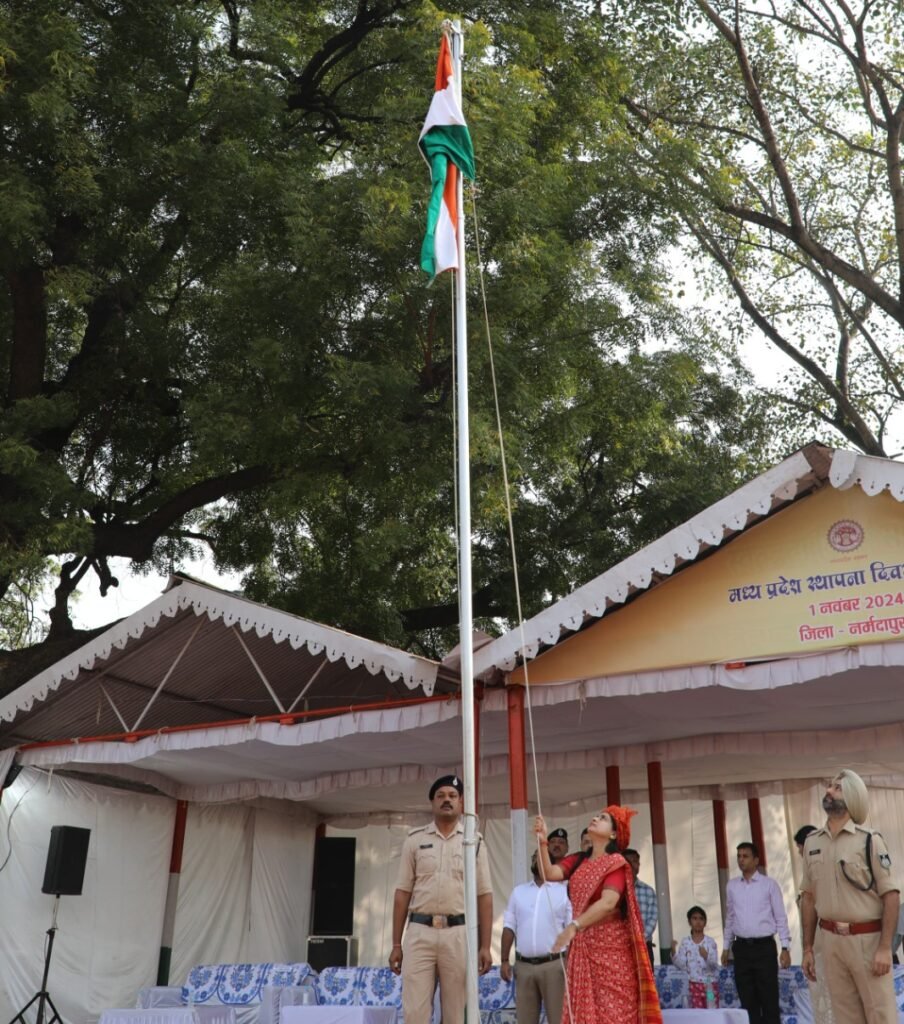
[{"xmin": 512, "ymin": 482, "xmax": 904, "ymax": 684}]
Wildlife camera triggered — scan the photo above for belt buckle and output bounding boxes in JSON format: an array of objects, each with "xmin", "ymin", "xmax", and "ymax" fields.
[
  {"xmin": 432, "ymin": 915, "xmax": 446, "ymax": 929},
  {"xmin": 836, "ymin": 922, "xmax": 851, "ymax": 935}
]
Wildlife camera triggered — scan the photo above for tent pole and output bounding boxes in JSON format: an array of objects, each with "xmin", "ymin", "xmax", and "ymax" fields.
[
  {"xmin": 748, "ymin": 796, "xmax": 767, "ymax": 872},
  {"xmin": 647, "ymin": 760, "xmax": 672, "ymax": 965},
  {"xmin": 712, "ymin": 799, "xmax": 729, "ymax": 927},
  {"xmin": 507, "ymin": 685, "xmax": 528, "ymax": 885},
  {"xmin": 157, "ymin": 799, "xmax": 189, "ymax": 984},
  {"xmin": 606, "ymin": 765, "xmax": 621, "ymax": 806}
]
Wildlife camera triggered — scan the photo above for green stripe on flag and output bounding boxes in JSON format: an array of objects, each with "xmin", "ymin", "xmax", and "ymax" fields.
[
  {"xmin": 420, "ymin": 151, "xmax": 449, "ymax": 277},
  {"xmin": 419, "ymin": 124, "xmax": 476, "ymax": 182},
  {"xmin": 419, "ymin": 125, "xmax": 476, "ymax": 276}
]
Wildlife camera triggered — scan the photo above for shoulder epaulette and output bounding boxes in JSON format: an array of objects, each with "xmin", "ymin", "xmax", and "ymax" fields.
[{"xmin": 408, "ymin": 825, "xmax": 427, "ymax": 836}]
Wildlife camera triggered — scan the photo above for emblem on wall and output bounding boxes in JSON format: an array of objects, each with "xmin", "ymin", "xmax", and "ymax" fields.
[{"xmin": 827, "ymin": 519, "xmax": 864, "ymax": 552}]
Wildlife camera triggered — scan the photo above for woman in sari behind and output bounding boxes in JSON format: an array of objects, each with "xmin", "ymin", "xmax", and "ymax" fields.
[{"xmin": 534, "ymin": 807, "xmax": 662, "ymax": 1024}]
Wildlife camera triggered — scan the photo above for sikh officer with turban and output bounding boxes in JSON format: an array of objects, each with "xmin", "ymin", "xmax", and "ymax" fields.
[
  {"xmin": 389, "ymin": 775, "xmax": 494, "ymax": 1024},
  {"xmin": 801, "ymin": 769, "xmax": 900, "ymax": 1024}
]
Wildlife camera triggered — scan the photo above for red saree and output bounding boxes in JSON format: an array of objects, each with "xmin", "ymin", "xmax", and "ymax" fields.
[{"xmin": 561, "ymin": 853, "xmax": 662, "ymax": 1024}]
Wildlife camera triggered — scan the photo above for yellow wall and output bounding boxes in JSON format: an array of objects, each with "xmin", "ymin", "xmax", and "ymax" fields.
[{"xmin": 512, "ymin": 486, "xmax": 904, "ymax": 684}]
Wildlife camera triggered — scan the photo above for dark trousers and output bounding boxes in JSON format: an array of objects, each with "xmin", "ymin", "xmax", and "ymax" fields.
[{"xmin": 732, "ymin": 937, "xmax": 780, "ymax": 1024}]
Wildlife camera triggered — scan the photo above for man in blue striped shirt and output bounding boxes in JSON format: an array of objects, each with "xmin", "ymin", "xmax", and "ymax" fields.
[{"xmin": 625, "ymin": 848, "xmax": 658, "ymax": 963}]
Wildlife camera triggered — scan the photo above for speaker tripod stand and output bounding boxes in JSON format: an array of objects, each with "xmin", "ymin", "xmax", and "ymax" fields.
[{"xmin": 8, "ymin": 895, "xmax": 64, "ymax": 1024}]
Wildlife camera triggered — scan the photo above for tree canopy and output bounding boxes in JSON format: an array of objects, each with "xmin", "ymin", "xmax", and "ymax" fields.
[
  {"xmin": 0, "ymin": 0, "xmax": 770, "ymax": 671},
  {"xmin": 610, "ymin": 0, "xmax": 904, "ymax": 455}
]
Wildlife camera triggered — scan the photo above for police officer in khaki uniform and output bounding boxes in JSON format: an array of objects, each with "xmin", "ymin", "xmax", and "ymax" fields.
[
  {"xmin": 389, "ymin": 775, "xmax": 493, "ymax": 1024},
  {"xmin": 801, "ymin": 769, "xmax": 900, "ymax": 1024}
]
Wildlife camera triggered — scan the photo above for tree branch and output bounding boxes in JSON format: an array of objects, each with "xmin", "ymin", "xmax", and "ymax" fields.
[
  {"xmin": 687, "ymin": 214, "xmax": 884, "ymax": 454},
  {"xmin": 90, "ymin": 464, "xmax": 279, "ymax": 562}
]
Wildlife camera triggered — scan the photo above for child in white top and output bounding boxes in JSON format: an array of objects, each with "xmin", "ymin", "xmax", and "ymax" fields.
[{"xmin": 673, "ymin": 905, "xmax": 720, "ymax": 1008}]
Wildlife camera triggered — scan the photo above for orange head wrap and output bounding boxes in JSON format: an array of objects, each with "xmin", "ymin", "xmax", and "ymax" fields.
[{"xmin": 605, "ymin": 804, "xmax": 638, "ymax": 850}]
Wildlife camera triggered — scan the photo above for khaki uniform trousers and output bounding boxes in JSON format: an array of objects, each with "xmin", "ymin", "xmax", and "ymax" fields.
[
  {"xmin": 514, "ymin": 957, "xmax": 566, "ymax": 1024},
  {"xmin": 821, "ymin": 930, "xmax": 897, "ymax": 1024},
  {"xmin": 402, "ymin": 922, "xmax": 465, "ymax": 1024}
]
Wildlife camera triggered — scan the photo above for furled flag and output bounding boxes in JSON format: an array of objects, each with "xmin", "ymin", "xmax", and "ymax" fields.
[{"xmin": 418, "ymin": 32, "xmax": 476, "ymax": 278}]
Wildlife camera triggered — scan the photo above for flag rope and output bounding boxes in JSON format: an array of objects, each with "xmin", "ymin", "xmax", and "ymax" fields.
[{"xmin": 469, "ymin": 187, "xmax": 576, "ymax": 1022}]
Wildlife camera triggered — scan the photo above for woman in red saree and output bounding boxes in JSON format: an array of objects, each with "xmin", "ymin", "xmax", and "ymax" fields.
[{"xmin": 534, "ymin": 807, "xmax": 662, "ymax": 1024}]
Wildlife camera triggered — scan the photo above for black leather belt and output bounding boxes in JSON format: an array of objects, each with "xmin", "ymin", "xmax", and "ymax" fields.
[
  {"xmin": 733, "ymin": 936, "xmax": 774, "ymax": 944},
  {"xmin": 516, "ymin": 952, "xmax": 565, "ymax": 965},
  {"xmin": 409, "ymin": 912, "xmax": 465, "ymax": 928}
]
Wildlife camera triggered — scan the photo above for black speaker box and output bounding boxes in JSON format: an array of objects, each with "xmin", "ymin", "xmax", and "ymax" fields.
[
  {"xmin": 311, "ymin": 836, "xmax": 355, "ymax": 935},
  {"xmin": 306, "ymin": 935, "xmax": 359, "ymax": 972},
  {"xmin": 42, "ymin": 825, "xmax": 91, "ymax": 895}
]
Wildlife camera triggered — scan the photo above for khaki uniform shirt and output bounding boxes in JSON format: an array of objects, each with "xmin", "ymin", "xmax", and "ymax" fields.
[
  {"xmin": 800, "ymin": 819, "xmax": 899, "ymax": 922},
  {"xmin": 396, "ymin": 820, "xmax": 492, "ymax": 915}
]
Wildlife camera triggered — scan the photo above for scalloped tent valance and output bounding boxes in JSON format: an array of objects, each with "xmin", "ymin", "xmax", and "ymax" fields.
[
  {"xmin": 0, "ymin": 577, "xmax": 445, "ymax": 746},
  {"xmin": 474, "ymin": 445, "xmax": 904, "ymax": 676}
]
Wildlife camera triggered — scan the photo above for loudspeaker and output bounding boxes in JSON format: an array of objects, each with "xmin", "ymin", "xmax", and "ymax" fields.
[
  {"xmin": 42, "ymin": 826, "xmax": 91, "ymax": 895},
  {"xmin": 311, "ymin": 836, "xmax": 355, "ymax": 935},
  {"xmin": 305, "ymin": 936, "xmax": 358, "ymax": 972}
]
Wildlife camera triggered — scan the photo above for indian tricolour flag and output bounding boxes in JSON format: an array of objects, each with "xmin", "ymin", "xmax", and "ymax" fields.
[{"xmin": 419, "ymin": 33, "xmax": 476, "ymax": 278}]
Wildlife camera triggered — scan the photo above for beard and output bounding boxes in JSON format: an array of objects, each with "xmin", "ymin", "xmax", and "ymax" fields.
[{"xmin": 823, "ymin": 793, "xmax": 846, "ymax": 814}]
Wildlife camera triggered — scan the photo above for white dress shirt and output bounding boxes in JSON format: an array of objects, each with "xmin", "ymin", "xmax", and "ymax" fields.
[
  {"xmin": 502, "ymin": 879, "xmax": 572, "ymax": 958},
  {"xmin": 723, "ymin": 871, "xmax": 792, "ymax": 949}
]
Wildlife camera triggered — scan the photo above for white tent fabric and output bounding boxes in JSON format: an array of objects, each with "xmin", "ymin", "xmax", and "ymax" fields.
[
  {"xmin": 0, "ymin": 769, "xmax": 173, "ymax": 1024},
  {"xmin": 172, "ymin": 801, "xmax": 317, "ymax": 975},
  {"xmin": 0, "ymin": 770, "xmax": 316, "ymax": 1024},
  {"xmin": 5, "ymin": 766, "xmax": 904, "ymax": 1024}
]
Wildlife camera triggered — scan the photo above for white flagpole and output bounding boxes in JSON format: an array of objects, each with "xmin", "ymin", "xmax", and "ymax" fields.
[{"xmin": 449, "ymin": 18, "xmax": 481, "ymax": 1024}]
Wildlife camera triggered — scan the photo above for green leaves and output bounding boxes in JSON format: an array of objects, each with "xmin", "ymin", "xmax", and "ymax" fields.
[{"xmin": 0, "ymin": 0, "xmax": 766, "ymax": 656}]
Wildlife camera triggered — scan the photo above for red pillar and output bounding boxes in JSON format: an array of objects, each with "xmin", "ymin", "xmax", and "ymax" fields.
[
  {"xmin": 507, "ymin": 686, "xmax": 528, "ymax": 810},
  {"xmin": 647, "ymin": 760, "xmax": 672, "ymax": 964},
  {"xmin": 747, "ymin": 796, "xmax": 767, "ymax": 872},
  {"xmin": 712, "ymin": 799, "xmax": 729, "ymax": 927},
  {"xmin": 606, "ymin": 765, "xmax": 621, "ymax": 806},
  {"xmin": 157, "ymin": 799, "xmax": 189, "ymax": 984},
  {"xmin": 507, "ymin": 685, "xmax": 529, "ymax": 883}
]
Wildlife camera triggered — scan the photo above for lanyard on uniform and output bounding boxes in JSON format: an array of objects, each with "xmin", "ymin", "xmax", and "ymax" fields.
[{"xmin": 840, "ymin": 832, "xmax": 876, "ymax": 892}]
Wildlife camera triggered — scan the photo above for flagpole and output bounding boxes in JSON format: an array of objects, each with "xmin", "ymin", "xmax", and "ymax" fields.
[{"xmin": 449, "ymin": 17, "xmax": 481, "ymax": 1024}]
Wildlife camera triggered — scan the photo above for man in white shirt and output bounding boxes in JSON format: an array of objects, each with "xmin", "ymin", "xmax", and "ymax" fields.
[
  {"xmin": 722, "ymin": 841, "xmax": 792, "ymax": 1024},
  {"xmin": 500, "ymin": 852, "xmax": 572, "ymax": 1024}
]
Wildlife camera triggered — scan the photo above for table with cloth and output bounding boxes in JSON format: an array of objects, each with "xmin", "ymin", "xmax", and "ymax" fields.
[
  {"xmin": 662, "ymin": 1012, "xmax": 748, "ymax": 1024},
  {"xmin": 281, "ymin": 1008, "xmax": 397, "ymax": 1024},
  {"xmin": 137, "ymin": 961, "xmax": 317, "ymax": 1024},
  {"xmin": 102, "ymin": 1007, "xmax": 237, "ymax": 1024}
]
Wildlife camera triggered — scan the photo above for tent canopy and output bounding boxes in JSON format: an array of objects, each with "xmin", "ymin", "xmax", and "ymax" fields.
[
  {"xmin": 0, "ymin": 576, "xmax": 457, "ymax": 743},
  {"xmin": 5, "ymin": 444, "xmax": 904, "ymax": 823}
]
